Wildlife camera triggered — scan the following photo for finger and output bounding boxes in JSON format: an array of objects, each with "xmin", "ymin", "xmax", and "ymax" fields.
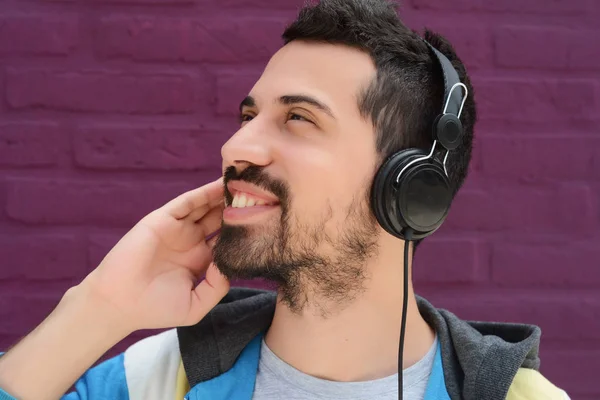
[
  {"xmin": 195, "ymin": 206, "xmax": 224, "ymax": 238},
  {"xmin": 184, "ymin": 263, "xmax": 230, "ymax": 325},
  {"xmin": 176, "ymin": 208, "xmax": 221, "ymax": 275},
  {"xmin": 163, "ymin": 178, "xmax": 224, "ymax": 220},
  {"xmin": 188, "ymin": 198, "xmax": 224, "ymax": 223},
  {"xmin": 206, "ymin": 232, "xmax": 219, "ymax": 249},
  {"xmin": 180, "ymin": 240, "xmax": 214, "ymax": 277}
]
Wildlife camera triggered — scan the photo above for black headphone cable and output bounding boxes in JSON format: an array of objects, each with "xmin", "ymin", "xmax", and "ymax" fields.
[{"xmin": 398, "ymin": 228, "xmax": 413, "ymax": 400}]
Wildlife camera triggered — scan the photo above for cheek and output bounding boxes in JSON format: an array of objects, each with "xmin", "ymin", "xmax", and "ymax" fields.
[
  {"xmin": 277, "ymin": 143, "xmax": 372, "ymax": 221},
  {"xmin": 276, "ymin": 142, "xmax": 337, "ymax": 214}
]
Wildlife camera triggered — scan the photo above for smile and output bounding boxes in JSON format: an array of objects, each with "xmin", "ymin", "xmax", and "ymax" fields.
[
  {"xmin": 224, "ymin": 181, "xmax": 281, "ymax": 223},
  {"xmin": 231, "ymin": 191, "xmax": 278, "ymax": 208}
]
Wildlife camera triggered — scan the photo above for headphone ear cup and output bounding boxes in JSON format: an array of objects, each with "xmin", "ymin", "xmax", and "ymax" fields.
[
  {"xmin": 371, "ymin": 148, "xmax": 453, "ymax": 240},
  {"xmin": 371, "ymin": 150, "xmax": 411, "ymax": 239}
]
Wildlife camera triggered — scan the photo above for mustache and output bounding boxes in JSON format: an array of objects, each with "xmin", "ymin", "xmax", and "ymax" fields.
[{"xmin": 223, "ymin": 166, "xmax": 289, "ymax": 206}]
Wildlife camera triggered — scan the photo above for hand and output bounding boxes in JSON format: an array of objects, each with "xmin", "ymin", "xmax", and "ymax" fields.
[
  {"xmin": 79, "ymin": 178, "xmax": 230, "ymax": 333},
  {"xmin": 0, "ymin": 178, "xmax": 230, "ymax": 400}
]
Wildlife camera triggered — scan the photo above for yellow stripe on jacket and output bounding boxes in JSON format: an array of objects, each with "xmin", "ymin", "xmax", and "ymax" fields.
[
  {"xmin": 506, "ymin": 368, "xmax": 568, "ymax": 400},
  {"xmin": 175, "ymin": 361, "xmax": 191, "ymax": 400}
]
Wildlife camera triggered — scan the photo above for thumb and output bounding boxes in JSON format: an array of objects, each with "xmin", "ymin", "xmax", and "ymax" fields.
[
  {"xmin": 184, "ymin": 263, "xmax": 230, "ymax": 326},
  {"xmin": 206, "ymin": 233, "xmax": 219, "ymax": 249}
]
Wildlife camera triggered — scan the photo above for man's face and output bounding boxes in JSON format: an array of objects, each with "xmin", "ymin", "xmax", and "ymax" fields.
[{"xmin": 213, "ymin": 41, "xmax": 381, "ymax": 313}]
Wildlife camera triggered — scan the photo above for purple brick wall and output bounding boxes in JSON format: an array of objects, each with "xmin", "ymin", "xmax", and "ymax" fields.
[{"xmin": 0, "ymin": 0, "xmax": 598, "ymax": 398}]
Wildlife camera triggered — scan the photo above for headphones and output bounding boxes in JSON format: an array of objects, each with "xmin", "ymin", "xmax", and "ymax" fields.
[{"xmin": 371, "ymin": 41, "xmax": 469, "ymax": 241}]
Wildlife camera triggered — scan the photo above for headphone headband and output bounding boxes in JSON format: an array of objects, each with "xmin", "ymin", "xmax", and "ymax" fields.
[
  {"xmin": 422, "ymin": 40, "xmax": 467, "ymax": 152},
  {"xmin": 422, "ymin": 41, "xmax": 466, "ymax": 118}
]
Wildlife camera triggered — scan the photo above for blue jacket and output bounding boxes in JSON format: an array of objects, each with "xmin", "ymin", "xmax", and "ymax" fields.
[{"xmin": 0, "ymin": 288, "xmax": 569, "ymax": 400}]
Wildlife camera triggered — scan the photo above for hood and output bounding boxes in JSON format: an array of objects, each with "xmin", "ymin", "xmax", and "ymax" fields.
[
  {"xmin": 177, "ymin": 288, "xmax": 541, "ymax": 400},
  {"xmin": 417, "ymin": 296, "xmax": 541, "ymax": 400}
]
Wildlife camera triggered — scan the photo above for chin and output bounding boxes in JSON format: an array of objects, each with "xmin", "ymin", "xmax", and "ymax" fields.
[{"xmin": 212, "ymin": 223, "xmax": 282, "ymax": 281}]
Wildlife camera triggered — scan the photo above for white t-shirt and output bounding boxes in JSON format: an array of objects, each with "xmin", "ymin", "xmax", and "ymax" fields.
[{"xmin": 252, "ymin": 336, "xmax": 438, "ymax": 400}]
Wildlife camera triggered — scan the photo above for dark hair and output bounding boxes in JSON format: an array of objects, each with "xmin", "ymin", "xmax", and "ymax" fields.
[{"xmin": 282, "ymin": 0, "xmax": 477, "ymax": 249}]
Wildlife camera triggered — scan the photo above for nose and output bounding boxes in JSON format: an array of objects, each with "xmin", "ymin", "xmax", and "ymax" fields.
[{"xmin": 221, "ymin": 118, "xmax": 273, "ymax": 172}]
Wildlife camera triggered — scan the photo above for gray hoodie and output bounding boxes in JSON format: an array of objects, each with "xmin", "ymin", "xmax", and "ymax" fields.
[{"xmin": 176, "ymin": 288, "xmax": 542, "ymax": 400}]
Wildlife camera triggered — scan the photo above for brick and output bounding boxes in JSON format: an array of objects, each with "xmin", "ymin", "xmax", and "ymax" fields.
[
  {"xmin": 209, "ymin": 0, "xmax": 300, "ymax": 9},
  {"xmin": 231, "ymin": 279, "xmax": 272, "ymax": 290},
  {"xmin": 492, "ymin": 241, "xmax": 600, "ymax": 287},
  {"xmin": 73, "ymin": 124, "xmax": 224, "ymax": 171},
  {"xmin": 89, "ymin": 0, "xmax": 192, "ymax": 3},
  {"xmin": 42, "ymin": 0, "xmax": 192, "ymax": 3},
  {"xmin": 0, "ymin": 122, "xmax": 67, "ymax": 167},
  {"xmin": 426, "ymin": 294, "xmax": 600, "ymax": 341},
  {"xmin": 495, "ymin": 27, "xmax": 600, "ymax": 70},
  {"xmin": 95, "ymin": 17, "xmax": 285, "ymax": 63},
  {"xmin": 406, "ymin": 24, "xmax": 492, "ymax": 70},
  {"xmin": 473, "ymin": 78, "xmax": 597, "ymax": 122},
  {"xmin": 0, "ymin": 234, "xmax": 87, "ymax": 281},
  {"xmin": 0, "ymin": 181, "xmax": 7, "ymax": 219},
  {"xmin": 413, "ymin": 239, "xmax": 484, "ymax": 284},
  {"xmin": 570, "ymin": 33, "xmax": 600, "ymax": 70},
  {"xmin": 542, "ymin": 352, "xmax": 599, "ymax": 396},
  {"xmin": 215, "ymin": 70, "xmax": 262, "ymax": 116},
  {"xmin": 494, "ymin": 26, "xmax": 569, "ymax": 70},
  {"xmin": 410, "ymin": 0, "xmax": 589, "ymax": 14},
  {"xmin": 444, "ymin": 184, "xmax": 597, "ymax": 234},
  {"xmin": 480, "ymin": 136, "xmax": 600, "ymax": 181},
  {"xmin": 475, "ymin": 118, "xmax": 599, "ymax": 138},
  {"xmin": 0, "ymin": 294, "xmax": 61, "ymax": 334},
  {"xmin": 6, "ymin": 69, "xmax": 195, "ymax": 114},
  {"xmin": 5, "ymin": 179, "xmax": 203, "ymax": 227},
  {"xmin": 0, "ymin": 335, "xmax": 20, "ymax": 353},
  {"xmin": 438, "ymin": 27, "xmax": 491, "ymax": 70},
  {"xmin": 0, "ymin": 15, "xmax": 78, "ymax": 56}
]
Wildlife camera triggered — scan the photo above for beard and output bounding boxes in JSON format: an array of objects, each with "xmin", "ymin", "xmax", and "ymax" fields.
[{"xmin": 212, "ymin": 166, "xmax": 380, "ymax": 315}]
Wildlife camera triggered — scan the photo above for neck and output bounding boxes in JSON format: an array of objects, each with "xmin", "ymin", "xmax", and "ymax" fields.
[{"xmin": 264, "ymin": 242, "xmax": 435, "ymax": 382}]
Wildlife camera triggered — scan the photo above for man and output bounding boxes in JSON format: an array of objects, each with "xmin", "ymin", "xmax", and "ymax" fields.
[{"xmin": 0, "ymin": 1, "xmax": 569, "ymax": 399}]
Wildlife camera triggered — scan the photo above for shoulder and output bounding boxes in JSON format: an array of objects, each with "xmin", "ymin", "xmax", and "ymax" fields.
[
  {"xmin": 123, "ymin": 329, "xmax": 183, "ymax": 400},
  {"xmin": 507, "ymin": 368, "xmax": 570, "ymax": 400}
]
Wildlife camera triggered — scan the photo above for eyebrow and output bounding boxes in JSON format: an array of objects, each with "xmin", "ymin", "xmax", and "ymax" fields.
[
  {"xmin": 239, "ymin": 94, "xmax": 335, "ymax": 119},
  {"xmin": 239, "ymin": 96, "xmax": 256, "ymax": 113}
]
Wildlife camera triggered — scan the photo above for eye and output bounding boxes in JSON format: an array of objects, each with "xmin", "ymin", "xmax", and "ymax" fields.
[
  {"xmin": 239, "ymin": 113, "xmax": 254, "ymax": 124},
  {"xmin": 287, "ymin": 112, "xmax": 311, "ymax": 123}
]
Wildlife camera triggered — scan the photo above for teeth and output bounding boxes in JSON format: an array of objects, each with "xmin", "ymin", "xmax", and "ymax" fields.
[
  {"xmin": 231, "ymin": 192, "xmax": 273, "ymax": 208},
  {"xmin": 238, "ymin": 193, "xmax": 248, "ymax": 208}
]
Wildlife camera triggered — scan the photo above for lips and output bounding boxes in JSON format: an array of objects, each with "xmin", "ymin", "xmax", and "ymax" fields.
[
  {"xmin": 226, "ymin": 180, "xmax": 280, "ymax": 208},
  {"xmin": 230, "ymin": 191, "xmax": 278, "ymax": 208}
]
